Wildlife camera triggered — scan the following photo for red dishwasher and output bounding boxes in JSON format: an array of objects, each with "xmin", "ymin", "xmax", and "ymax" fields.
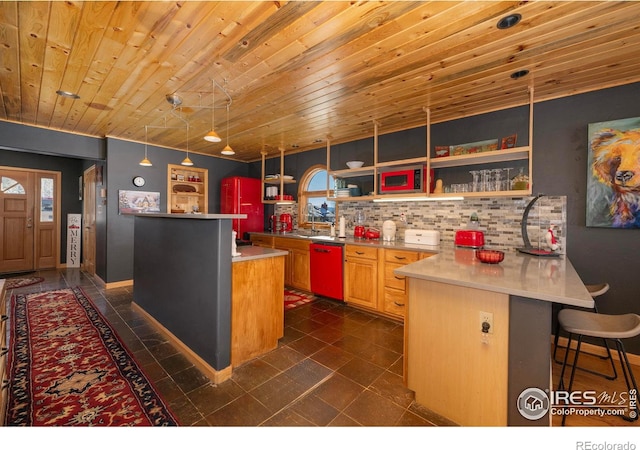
[{"xmin": 309, "ymin": 242, "xmax": 344, "ymax": 301}]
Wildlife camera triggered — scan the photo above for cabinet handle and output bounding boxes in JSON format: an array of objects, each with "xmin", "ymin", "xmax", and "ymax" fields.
[
  {"xmin": 394, "ymin": 256, "xmax": 407, "ymax": 260},
  {"xmin": 394, "ymin": 275, "xmax": 405, "ymax": 280},
  {"xmin": 1, "ymin": 314, "xmax": 7, "ymax": 323},
  {"xmin": 355, "ymin": 251, "xmax": 365, "ymax": 255},
  {"xmin": 1, "ymin": 380, "xmax": 8, "ymax": 390},
  {"xmin": 393, "ymin": 301, "xmax": 405, "ymax": 307},
  {"xmin": 0, "ymin": 347, "xmax": 7, "ymax": 357}
]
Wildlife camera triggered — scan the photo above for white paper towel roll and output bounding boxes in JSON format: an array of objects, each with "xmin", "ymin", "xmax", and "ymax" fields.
[{"xmin": 338, "ymin": 216, "xmax": 346, "ymax": 238}]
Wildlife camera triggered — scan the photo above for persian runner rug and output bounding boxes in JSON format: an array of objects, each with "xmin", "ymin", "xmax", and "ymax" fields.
[
  {"xmin": 284, "ymin": 289, "xmax": 315, "ymax": 310},
  {"xmin": 5, "ymin": 287, "xmax": 178, "ymax": 426},
  {"xmin": 4, "ymin": 276, "xmax": 44, "ymax": 290}
]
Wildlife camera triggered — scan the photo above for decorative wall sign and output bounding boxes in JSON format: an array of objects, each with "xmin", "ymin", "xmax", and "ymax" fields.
[
  {"xmin": 587, "ymin": 117, "xmax": 640, "ymax": 228},
  {"xmin": 118, "ymin": 190, "xmax": 160, "ymax": 215},
  {"xmin": 66, "ymin": 214, "xmax": 81, "ymax": 268}
]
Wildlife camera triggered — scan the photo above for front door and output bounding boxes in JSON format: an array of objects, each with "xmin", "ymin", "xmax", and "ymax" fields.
[
  {"xmin": 0, "ymin": 169, "xmax": 35, "ymax": 274},
  {"xmin": 82, "ymin": 166, "xmax": 96, "ymax": 276}
]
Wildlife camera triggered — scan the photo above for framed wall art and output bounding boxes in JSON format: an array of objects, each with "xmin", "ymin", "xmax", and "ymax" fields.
[
  {"xmin": 586, "ymin": 116, "xmax": 640, "ymax": 228},
  {"xmin": 118, "ymin": 190, "xmax": 160, "ymax": 215}
]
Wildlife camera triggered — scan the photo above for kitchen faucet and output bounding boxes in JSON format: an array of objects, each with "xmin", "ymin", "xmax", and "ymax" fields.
[{"xmin": 308, "ymin": 203, "xmax": 318, "ymax": 233}]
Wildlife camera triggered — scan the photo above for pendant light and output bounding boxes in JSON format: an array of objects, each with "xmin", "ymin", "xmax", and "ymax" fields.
[
  {"xmin": 181, "ymin": 123, "xmax": 194, "ymax": 166},
  {"xmin": 221, "ymin": 102, "xmax": 235, "ymax": 156},
  {"xmin": 139, "ymin": 125, "xmax": 153, "ymax": 166},
  {"xmin": 204, "ymin": 79, "xmax": 221, "ymax": 143}
]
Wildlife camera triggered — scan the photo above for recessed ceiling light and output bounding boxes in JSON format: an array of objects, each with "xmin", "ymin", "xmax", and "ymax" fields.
[
  {"xmin": 56, "ymin": 90, "xmax": 80, "ymax": 99},
  {"xmin": 291, "ymin": 144, "xmax": 299, "ymax": 148},
  {"xmin": 510, "ymin": 69, "xmax": 530, "ymax": 79},
  {"xmin": 497, "ymin": 13, "xmax": 522, "ymax": 30}
]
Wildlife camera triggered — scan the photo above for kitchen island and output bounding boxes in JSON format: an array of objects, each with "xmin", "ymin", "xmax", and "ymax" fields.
[
  {"xmin": 132, "ymin": 213, "xmax": 286, "ymax": 384},
  {"xmin": 395, "ymin": 247, "xmax": 593, "ymax": 426}
]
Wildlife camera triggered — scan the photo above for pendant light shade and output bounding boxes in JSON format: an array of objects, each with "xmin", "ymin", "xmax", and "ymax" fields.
[
  {"xmin": 139, "ymin": 157, "xmax": 153, "ymax": 167},
  {"xmin": 204, "ymin": 130, "xmax": 221, "ymax": 142},
  {"xmin": 181, "ymin": 123, "xmax": 194, "ymax": 166},
  {"xmin": 140, "ymin": 126, "xmax": 153, "ymax": 166},
  {"xmin": 204, "ymin": 79, "xmax": 221, "ymax": 142},
  {"xmin": 221, "ymin": 102, "xmax": 235, "ymax": 156}
]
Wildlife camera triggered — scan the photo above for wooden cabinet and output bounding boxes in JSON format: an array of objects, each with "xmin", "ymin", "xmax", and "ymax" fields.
[
  {"xmin": 274, "ymin": 237, "xmax": 310, "ymax": 292},
  {"xmin": 249, "ymin": 234, "xmax": 274, "ymax": 249},
  {"xmin": 380, "ymin": 249, "xmax": 435, "ymax": 319},
  {"xmin": 344, "ymin": 245, "xmax": 378, "ymax": 310},
  {"xmin": 167, "ymin": 164, "xmax": 208, "ymax": 214},
  {"xmin": 231, "ymin": 254, "xmax": 285, "ymax": 367},
  {"xmin": 0, "ymin": 280, "xmax": 7, "ymax": 426}
]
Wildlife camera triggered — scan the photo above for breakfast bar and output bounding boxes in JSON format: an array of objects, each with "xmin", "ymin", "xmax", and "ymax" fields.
[
  {"xmin": 132, "ymin": 213, "xmax": 286, "ymax": 383},
  {"xmin": 395, "ymin": 248, "xmax": 593, "ymax": 427}
]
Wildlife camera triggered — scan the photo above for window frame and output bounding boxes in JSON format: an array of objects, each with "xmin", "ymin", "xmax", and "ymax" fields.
[{"xmin": 297, "ymin": 164, "xmax": 336, "ymax": 229}]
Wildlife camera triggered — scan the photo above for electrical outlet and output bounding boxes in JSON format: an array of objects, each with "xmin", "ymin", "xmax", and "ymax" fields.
[{"xmin": 479, "ymin": 311, "xmax": 493, "ymax": 334}]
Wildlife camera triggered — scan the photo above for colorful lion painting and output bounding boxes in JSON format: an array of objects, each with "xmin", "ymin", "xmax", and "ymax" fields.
[{"xmin": 587, "ymin": 117, "xmax": 640, "ymax": 228}]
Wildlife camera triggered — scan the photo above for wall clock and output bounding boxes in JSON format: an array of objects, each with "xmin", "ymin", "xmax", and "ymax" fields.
[{"xmin": 132, "ymin": 176, "xmax": 146, "ymax": 187}]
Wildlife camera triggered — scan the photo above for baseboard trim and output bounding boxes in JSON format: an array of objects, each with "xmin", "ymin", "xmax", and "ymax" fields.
[
  {"xmin": 132, "ymin": 302, "xmax": 232, "ymax": 384},
  {"xmin": 553, "ymin": 335, "xmax": 640, "ymax": 366},
  {"xmin": 102, "ymin": 278, "xmax": 133, "ymax": 289}
]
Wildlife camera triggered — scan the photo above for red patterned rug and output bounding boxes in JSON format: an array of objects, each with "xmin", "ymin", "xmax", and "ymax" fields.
[
  {"xmin": 284, "ymin": 289, "xmax": 315, "ymax": 310},
  {"xmin": 5, "ymin": 287, "xmax": 178, "ymax": 426},
  {"xmin": 4, "ymin": 276, "xmax": 44, "ymax": 289}
]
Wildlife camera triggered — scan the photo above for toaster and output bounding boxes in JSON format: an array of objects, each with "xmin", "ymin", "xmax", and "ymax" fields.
[{"xmin": 454, "ymin": 230, "xmax": 485, "ymax": 248}]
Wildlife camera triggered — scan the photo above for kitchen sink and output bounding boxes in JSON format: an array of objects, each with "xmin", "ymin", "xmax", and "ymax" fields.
[{"xmin": 310, "ymin": 235, "xmax": 336, "ymax": 241}]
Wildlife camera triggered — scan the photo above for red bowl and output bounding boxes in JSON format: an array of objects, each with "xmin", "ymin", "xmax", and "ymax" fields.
[{"xmin": 475, "ymin": 249, "xmax": 505, "ymax": 264}]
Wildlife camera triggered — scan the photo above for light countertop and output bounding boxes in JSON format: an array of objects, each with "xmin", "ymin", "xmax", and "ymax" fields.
[
  {"xmin": 394, "ymin": 247, "xmax": 594, "ymax": 308},
  {"xmin": 249, "ymin": 231, "xmax": 440, "ymax": 253},
  {"xmin": 134, "ymin": 213, "xmax": 247, "ymax": 219},
  {"xmin": 232, "ymin": 245, "xmax": 288, "ymax": 263}
]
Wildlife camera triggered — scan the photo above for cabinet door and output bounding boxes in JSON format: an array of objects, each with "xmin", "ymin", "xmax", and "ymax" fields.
[
  {"xmin": 344, "ymin": 257, "xmax": 377, "ymax": 309},
  {"xmin": 290, "ymin": 248, "xmax": 310, "ymax": 291}
]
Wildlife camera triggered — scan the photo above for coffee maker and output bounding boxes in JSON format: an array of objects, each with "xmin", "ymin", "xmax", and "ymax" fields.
[{"xmin": 280, "ymin": 213, "xmax": 293, "ymax": 232}]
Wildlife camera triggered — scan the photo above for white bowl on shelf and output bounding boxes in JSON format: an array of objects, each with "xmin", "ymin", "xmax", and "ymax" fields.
[{"xmin": 346, "ymin": 161, "xmax": 364, "ymax": 169}]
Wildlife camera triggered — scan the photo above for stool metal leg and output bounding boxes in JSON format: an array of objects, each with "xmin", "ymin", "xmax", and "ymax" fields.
[{"xmin": 559, "ymin": 333, "xmax": 584, "ymax": 426}]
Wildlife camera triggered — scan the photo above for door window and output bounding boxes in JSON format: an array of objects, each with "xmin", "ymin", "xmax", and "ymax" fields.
[
  {"xmin": 40, "ymin": 177, "xmax": 54, "ymax": 222},
  {"xmin": 1, "ymin": 176, "xmax": 26, "ymax": 194}
]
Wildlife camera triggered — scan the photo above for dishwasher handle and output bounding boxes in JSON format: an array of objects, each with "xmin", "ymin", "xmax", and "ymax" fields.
[{"xmin": 313, "ymin": 247, "xmax": 331, "ymax": 253}]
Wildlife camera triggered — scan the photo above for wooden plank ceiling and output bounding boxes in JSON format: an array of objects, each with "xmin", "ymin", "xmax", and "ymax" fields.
[{"xmin": 1, "ymin": 1, "xmax": 640, "ymax": 162}]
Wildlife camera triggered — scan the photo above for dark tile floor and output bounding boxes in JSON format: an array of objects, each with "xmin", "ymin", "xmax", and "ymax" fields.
[{"xmin": 5, "ymin": 268, "xmax": 454, "ymax": 427}]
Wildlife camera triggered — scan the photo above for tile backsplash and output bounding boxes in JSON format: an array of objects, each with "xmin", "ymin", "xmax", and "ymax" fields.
[{"xmin": 276, "ymin": 196, "xmax": 567, "ymax": 253}]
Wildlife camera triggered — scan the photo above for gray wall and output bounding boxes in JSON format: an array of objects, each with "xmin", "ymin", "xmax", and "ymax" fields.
[{"xmin": 103, "ymin": 139, "xmax": 248, "ymax": 282}]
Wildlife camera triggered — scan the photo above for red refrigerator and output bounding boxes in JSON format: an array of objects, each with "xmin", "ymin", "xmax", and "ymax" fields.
[{"xmin": 220, "ymin": 176, "xmax": 264, "ymax": 240}]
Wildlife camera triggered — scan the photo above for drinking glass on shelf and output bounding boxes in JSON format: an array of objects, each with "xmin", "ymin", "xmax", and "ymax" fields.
[
  {"xmin": 492, "ymin": 169, "xmax": 503, "ymax": 191},
  {"xmin": 480, "ymin": 169, "xmax": 492, "ymax": 192},
  {"xmin": 503, "ymin": 168, "xmax": 513, "ymax": 191},
  {"xmin": 470, "ymin": 170, "xmax": 480, "ymax": 192}
]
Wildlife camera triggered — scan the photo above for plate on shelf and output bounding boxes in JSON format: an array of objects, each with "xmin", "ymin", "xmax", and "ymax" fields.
[
  {"xmin": 282, "ymin": 175, "xmax": 294, "ymax": 180},
  {"xmin": 265, "ymin": 174, "xmax": 279, "ymax": 180}
]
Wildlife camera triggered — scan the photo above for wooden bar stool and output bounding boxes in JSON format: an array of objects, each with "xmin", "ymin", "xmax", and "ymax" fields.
[
  {"xmin": 553, "ymin": 283, "xmax": 616, "ymax": 380},
  {"xmin": 557, "ymin": 309, "xmax": 640, "ymax": 425}
]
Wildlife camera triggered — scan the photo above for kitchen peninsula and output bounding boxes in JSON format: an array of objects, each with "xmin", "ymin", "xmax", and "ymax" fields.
[
  {"xmin": 132, "ymin": 213, "xmax": 286, "ymax": 383},
  {"xmin": 395, "ymin": 248, "xmax": 593, "ymax": 427}
]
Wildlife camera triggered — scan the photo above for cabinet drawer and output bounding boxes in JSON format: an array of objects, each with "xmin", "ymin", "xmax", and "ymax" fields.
[
  {"xmin": 251, "ymin": 235, "xmax": 274, "ymax": 247},
  {"xmin": 383, "ymin": 288, "xmax": 406, "ymax": 317},
  {"xmin": 345, "ymin": 245, "xmax": 378, "ymax": 260},
  {"xmin": 385, "ymin": 249, "xmax": 419, "ymax": 263},
  {"xmin": 274, "ymin": 237, "xmax": 310, "ymax": 251},
  {"xmin": 384, "ymin": 263, "xmax": 408, "ymax": 291}
]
